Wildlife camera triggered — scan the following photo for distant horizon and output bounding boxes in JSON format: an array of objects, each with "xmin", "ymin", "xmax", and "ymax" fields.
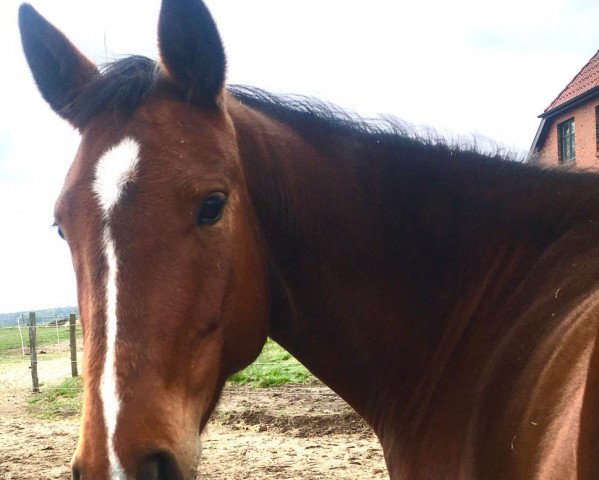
[{"xmin": 0, "ymin": 305, "xmax": 78, "ymax": 318}]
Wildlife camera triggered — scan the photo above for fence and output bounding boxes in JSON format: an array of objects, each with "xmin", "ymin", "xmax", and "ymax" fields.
[
  {"xmin": 0, "ymin": 311, "xmax": 311, "ymax": 396},
  {"xmin": 0, "ymin": 312, "xmax": 82, "ymax": 393}
]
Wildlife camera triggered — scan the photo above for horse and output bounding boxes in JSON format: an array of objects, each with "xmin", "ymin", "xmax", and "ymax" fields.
[{"xmin": 18, "ymin": 0, "xmax": 598, "ymax": 479}]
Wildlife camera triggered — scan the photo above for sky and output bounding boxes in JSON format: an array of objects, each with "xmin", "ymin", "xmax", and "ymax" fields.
[{"xmin": 1, "ymin": 0, "xmax": 599, "ymax": 314}]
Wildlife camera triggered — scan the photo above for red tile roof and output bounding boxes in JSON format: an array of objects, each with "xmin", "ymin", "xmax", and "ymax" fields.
[{"xmin": 545, "ymin": 49, "xmax": 599, "ymax": 112}]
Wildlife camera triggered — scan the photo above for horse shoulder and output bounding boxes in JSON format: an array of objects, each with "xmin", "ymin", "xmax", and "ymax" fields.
[{"xmin": 472, "ymin": 223, "xmax": 599, "ymax": 479}]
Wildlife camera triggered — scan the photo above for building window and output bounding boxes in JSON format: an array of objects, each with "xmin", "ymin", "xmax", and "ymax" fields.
[{"xmin": 558, "ymin": 118, "xmax": 575, "ymax": 163}]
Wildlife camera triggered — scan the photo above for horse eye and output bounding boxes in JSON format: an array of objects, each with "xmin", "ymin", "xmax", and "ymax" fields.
[
  {"xmin": 53, "ymin": 222, "xmax": 65, "ymax": 240},
  {"xmin": 196, "ymin": 193, "xmax": 227, "ymax": 226}
]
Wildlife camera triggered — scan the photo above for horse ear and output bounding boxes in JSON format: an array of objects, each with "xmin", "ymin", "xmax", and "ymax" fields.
[
  {"xmin": 158, "ymin": 0, "xmax": 226, "ymax": 107},
  {"xmin": 18, "ymin": 4, "xmax": 98, "ymax": 129}
]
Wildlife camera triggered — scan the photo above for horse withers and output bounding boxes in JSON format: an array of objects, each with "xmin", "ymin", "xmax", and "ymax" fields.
[{"xmin": 18, "ymin": 0, "xmax": 598, "ymax": 479}]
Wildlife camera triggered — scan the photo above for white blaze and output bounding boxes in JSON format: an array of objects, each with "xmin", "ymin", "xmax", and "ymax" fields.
[
  {"xmin": 93, "ymin": 137, "xmax": 141, "ymax": 479},
  {"xmin": 94, "ymin": 137, "xmax": 141, "ymax": 213}
]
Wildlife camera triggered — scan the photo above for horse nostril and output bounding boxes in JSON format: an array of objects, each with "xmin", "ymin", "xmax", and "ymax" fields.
[
  {"xmin": 138, "ymin": 451, "xmax": 183, "ymax": 480},
  {"xmin": 71, "ymin": 463, "xmax": 82, "ymax": 480},
  {"xmin": 138, "ymin": 457, "xmax": 159, "ymax": 480}
]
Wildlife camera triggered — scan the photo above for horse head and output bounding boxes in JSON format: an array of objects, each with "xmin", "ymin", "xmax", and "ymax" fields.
[{"xmin": 19, "ymin": 1, "xmax": 269, "ymax": 478}]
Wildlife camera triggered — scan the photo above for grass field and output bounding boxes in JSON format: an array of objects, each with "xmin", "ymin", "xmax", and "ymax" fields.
[
  {"xmin": 27, "ymin": 376, "xmax": 83, "ymax": 419},
  {"xmin": 229, "ymin": 340, "xmax": 312, "ymax": 387},
  {"xmin": 26, "ymin": 339, "xmax": 313, "ymax": 419},
  {"xmin": 0, "ymin": 325, "xmax": 82, "ymax": 359}
]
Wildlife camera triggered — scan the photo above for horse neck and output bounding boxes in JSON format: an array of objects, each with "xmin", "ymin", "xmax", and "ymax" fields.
[{"xmin": 228, "ymin": 99, "xmax": 594, "ymax": 425}]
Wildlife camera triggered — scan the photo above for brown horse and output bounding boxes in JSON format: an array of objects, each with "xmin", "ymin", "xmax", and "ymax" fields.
[{"xmin": 18, "ymin": 0, "xmax": 598, "ymax": 479}]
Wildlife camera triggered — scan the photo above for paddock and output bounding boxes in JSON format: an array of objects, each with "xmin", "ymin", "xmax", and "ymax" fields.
[{"xmin": 0, "ymin": 346, "xmax": 386, "ymax": 480}]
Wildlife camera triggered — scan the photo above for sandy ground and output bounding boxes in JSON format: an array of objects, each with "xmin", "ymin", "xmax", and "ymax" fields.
[{"xmin": 0, "ymin": 357, "xmax": 387, "ymax": 479}]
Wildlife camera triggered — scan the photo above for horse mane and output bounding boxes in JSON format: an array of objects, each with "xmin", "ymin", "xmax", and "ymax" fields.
[
  {"xmin": 66, "ymin": 55, "xmax": 522, "ymax": 165},
  {"xmin": 226, "ymin": 89, "xmax": 599, "ymax": 276},
  {"xmin": 228, "ymin": 85, "xmax": 521, "ymax": 163}
]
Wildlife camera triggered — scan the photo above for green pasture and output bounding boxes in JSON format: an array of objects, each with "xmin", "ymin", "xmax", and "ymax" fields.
[
  {"xmin": 228, "ymin": 339, "xmax": 312, "ymax": 387},
  {"xmin": 28, "ymin": 376, "xmax": 83, "ymax": 419},
  {"xmin": 0, "ymin": 325, "xmax": 82, "ymax": 359}
]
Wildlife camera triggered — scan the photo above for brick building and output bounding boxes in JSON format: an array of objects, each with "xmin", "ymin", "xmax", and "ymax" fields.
[{"xmin": 529, "ymin": 50, "xmax": 599, "ymax": 169}]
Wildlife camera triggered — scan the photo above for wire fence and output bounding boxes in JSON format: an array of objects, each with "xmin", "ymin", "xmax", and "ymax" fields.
[
  {"xmin": 0, "ymin": 311, "xmax": 309, "ymax": 395},
  {"xmin": 0, "ymin": 312, "xmax": 82, "ymax": 393}
]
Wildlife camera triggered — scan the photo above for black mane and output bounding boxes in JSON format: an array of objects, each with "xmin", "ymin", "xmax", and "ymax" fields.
[
  {"xmin": 228, "ymin": 84, "xmax": 525, "ymax": 164},
  {"xmin": 67, "ymin": 55, "xmax": 520, "ymax": 163}
]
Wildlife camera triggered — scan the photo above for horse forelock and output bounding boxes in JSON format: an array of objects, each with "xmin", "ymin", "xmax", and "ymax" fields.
[{"xmin": 64, "ymin": 56, "xmax": 165, "ymax": 129}]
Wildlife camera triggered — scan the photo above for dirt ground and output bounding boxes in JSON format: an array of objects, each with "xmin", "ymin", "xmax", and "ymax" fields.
[{"xmin": 0, "ymin": 359, "xmax": 387, "ymax": 479}]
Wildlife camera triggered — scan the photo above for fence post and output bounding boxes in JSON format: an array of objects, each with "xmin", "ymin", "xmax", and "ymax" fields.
[
  {"xmin": 28, "ymin": 311, "xmax": 39, "ymax": 393},
  {"xmin": 69, "ymin": 314, "xmax": 78, "ymax": 377}
]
